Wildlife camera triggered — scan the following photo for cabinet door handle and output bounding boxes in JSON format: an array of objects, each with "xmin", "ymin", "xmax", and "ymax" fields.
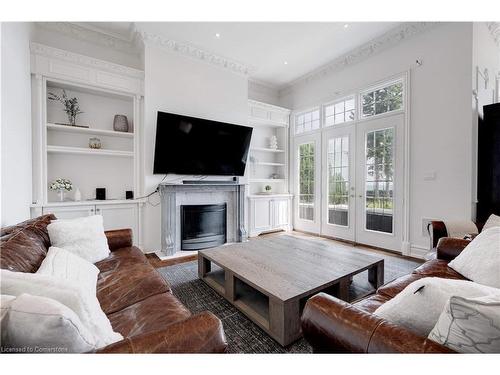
[{"xmin": 96, "ymin": 208, "xmax": 101, "ymax": 214}]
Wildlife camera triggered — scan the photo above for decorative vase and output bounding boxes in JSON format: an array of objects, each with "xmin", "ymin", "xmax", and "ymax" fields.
[
  {"xmin": 113, "ymin": 115, "xmax": 129, "ymax": 132},
  {"xmin": 68, "ymin": 113, "xmax": 77, "ymax": 126},
  {"xmin": 58, "ymin": 189, "xmax": 65, "ymax": 202},
  {"xmin": 269, "ymin": 135, "xmax": 278, "ymax": 150},
  {"xmin": 74, "ymin": 188, "xmax": 82, "ymax": 202}
]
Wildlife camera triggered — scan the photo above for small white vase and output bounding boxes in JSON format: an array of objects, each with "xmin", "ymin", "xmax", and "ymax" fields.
[
  {"xmin": 58, "ymin": 189, "xmax": 65, "ymax": 202},
  {"xmin": 74, "ymin": 188, "xmax": 82, "ymax": 201}
]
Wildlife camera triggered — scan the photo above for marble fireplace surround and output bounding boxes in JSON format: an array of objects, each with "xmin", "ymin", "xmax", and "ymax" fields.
[{"xmin": 159, "ymin": 183, "xmax": 247, "ymax": 256}]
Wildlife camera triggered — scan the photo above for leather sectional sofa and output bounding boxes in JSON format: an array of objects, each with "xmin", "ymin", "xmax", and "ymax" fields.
[
  {"xmin": 0, "ymin": 214, "xmax": 227, "ymax": 353},
  {"xmin": 300, "ymin": 236, "xmax": 473, "ymax": 353}
]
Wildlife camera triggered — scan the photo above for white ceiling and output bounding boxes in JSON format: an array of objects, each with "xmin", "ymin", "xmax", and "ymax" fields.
[{"xmin": 83, "ymin": 22, "xmax": 401, "ymax": 87}]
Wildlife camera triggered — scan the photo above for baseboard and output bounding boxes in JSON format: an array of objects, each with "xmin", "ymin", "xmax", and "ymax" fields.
[{"xmin": 410, "ymin": 245, "xmax": 429, "ymax": 260}]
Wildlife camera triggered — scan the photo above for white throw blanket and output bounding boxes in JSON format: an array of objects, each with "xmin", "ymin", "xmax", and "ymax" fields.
[{"xmin": 444, "ymin": 220, "xmax": 478, "ymax": 239}]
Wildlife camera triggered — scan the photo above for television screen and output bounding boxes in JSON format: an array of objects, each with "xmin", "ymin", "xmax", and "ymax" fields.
[{"xmin": 153, "ymin": 111, "xmax": 253, "ymax": 176}]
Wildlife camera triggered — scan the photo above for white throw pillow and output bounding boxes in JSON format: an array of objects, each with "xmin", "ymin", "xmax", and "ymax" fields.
[
  {"xmin": 37, "ymin": 246, "xmax": 99, "ymax": 292},
  {"xmin": 482, "ymin": 214, "xmax": 500, "ymax": 231},
  {"xmin": 0, "ymin": 269, "xmax": 122, "ymax": 348},
  {"xmin": 1, "ymin": 294, "xmax": 96, "ymax": 353},
  {"xmin": 374, "ymin": 277, "xmax": 500, "ymax": 337},
  {"xmin": 47, "ymin": 215, "xmax": 110, "ymax": 263},
  {"xmin": 428, "ymin": 294, "xmax": 500, "ymax": 353},
  {"xmin": 448, "ymin": 227, "xmax": 500, "ymax": 288}
]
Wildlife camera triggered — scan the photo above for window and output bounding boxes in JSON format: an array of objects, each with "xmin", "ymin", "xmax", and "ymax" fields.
[
  {"xmin": 295, "ymin": 109, "xmax": 320, "ymax": 135},
  {"xmin": 365, "ymin": 128, "xmax": 394, "ymax": 234},
  {"xmin": 361, "ymin": 81, "xmax": 403, "ymax": 118},
  {"xmin": 325, "ymin": 97, "xmax": 355, "ymax": 126},
  {"xmin": 298, "ymin": 142, "xmax": 315, "ymax": 221},
  {"xmin": 327, "ymin": 136, "xmax": 349, "ymax": 226}
]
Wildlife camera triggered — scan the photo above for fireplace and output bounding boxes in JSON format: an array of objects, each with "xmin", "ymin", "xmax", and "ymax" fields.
[{"xmin": 181, "ymin": 203, "xmax": 227, "ymax": 250}]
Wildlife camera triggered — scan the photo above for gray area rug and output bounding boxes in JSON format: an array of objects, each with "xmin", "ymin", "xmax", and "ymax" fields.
[{"xmin": 157, "ymin": 233, "xmax": 421, "ymax": 353}]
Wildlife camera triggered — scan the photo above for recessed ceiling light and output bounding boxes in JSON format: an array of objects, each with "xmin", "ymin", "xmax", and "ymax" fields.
[
  {"xmin": 215, "ymin": 33, "xmax": 221, "ymax": 38},
  {"xmin": 343, "ymin": 24, "xmax": 349, "ymax": 29},
  {"xmin": 284, "ymin": 61, "xmax": 288, "ymax": 65}
]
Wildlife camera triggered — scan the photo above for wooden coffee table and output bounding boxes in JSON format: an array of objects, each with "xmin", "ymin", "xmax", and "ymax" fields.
[{"xmin": 198, "ymin": 234, "xmax": 384, "ymax": 346}]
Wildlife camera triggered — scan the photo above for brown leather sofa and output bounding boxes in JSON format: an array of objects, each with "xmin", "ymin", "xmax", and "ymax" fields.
[
  {"xmin": 301, "ymin": 236, "xmax": 472, "ymax": 353},
  {"xmin": 0, "ymin": 214, "xmax": 227, "ymax": 353}
]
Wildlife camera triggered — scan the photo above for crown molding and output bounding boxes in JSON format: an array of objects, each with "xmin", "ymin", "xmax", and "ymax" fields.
[
  {"xmin": 487, "ymin": 22, "xmax": 500, "ymax": 47},
  {"xmin": 36, "ymin": 22, "xmax": 140, "ymax": 56},
  {"xmin": 136, "ymin": 29, "xmax": 255, "ymax": 76},
  {"xmin": 278, "ymin": 22, "xmax": 437, "ymax": 95},
  {"xmin": 30, "ymin": 42, "xmax": 144, "ymax": 79}
]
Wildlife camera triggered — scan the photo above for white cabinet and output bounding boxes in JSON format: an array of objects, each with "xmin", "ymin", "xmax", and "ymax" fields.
[
  {"xmin": 33, "ymin": 201, "xmax": 142, "ymax": 246},
  {"xmin": 41, "ymin": 205, "xmax": 95, "ymax": 219},
  {"xmin": 248, "ymin": 195, "xmax": 292, "ymax": 237},
  {"xmin": 97, "ymin": 204, "xmax": 138, "ymax": 236}
]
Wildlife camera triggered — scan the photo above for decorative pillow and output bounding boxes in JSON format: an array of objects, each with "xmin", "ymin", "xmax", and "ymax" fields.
[
  {"xmin": 47, "ymin": 215, "xmax": 110, "ymax": 263},
  {"xmin": 37, "ymin": 246, "xmax": 99, "ymax": 292},
  {"xmin": 482, "ymin": 214, "xmax": 500, "ymax": 231},
  {"xmin": 428, "ymin": 294, "xmax": 500, "ymax": 353},
  {"xmin": 448, "ymin": 227, "xmax": 500, "ymax": 288},
  {"xmin": 374, "ymin": 277, "xmax": 500, "ymax": 337},
  {"xmin": 0, "ymin": 269, "xmax": 122, "ymax": 348},
  {"xmin": 1, "ymin": 293, "xmax": 96, "ymax": 353}
]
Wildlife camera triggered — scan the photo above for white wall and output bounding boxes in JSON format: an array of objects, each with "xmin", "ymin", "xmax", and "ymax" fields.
[
  {"xmin": 142, "ymin": 43, "xmax": 248, "ymax": 252},
  {"xmin": 279, "ymin": 23, "xmax": 475, "ymax": 256},
  {"xmin": 1, "ymin": 22, "xmax": 33, "ymax": 226}
]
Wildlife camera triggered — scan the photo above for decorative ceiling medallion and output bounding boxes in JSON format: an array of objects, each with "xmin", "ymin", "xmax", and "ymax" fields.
[
  {"xmin": 487, "ymin": 22, "xmax": 500, "ymax": 47},
  {"xmin": 36, "ymin": 22, "xmax": 140, "ymax": 56},
  {"xmin": 136, "ymin": 30, "xmax": 256, "ymax": 76},
  {"xmin": 279, "ymin": 22, "xmax": 437, "ymax": 94},
  {"xmin": 30, "ymin": 42, "xmax": 144, "ymax": 79}
]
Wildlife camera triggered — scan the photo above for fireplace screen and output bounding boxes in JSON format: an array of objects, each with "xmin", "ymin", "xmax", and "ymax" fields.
[{"xmin": 181, "ymin": 203, "xmax": 227, "ymax": 250}]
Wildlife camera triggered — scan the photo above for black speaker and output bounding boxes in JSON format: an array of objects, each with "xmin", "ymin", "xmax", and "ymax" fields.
[
  {"xmin": 126, "ymin": 190, "xmax": 134, "ymax": 200},
  {"xmin": 96, "ymin": 188, "xmax": 106, "ymax": 200}
]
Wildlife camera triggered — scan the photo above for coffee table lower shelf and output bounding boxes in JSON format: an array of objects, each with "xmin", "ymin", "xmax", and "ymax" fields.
[{"xmin": 198, "ymin": 254, "xmax": 384, "ymax": 346}]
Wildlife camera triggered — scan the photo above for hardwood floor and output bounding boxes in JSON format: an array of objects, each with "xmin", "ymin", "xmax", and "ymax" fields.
[{"xmin": 147, "ymin": 230, "xmax": 423, "ymax": 269}]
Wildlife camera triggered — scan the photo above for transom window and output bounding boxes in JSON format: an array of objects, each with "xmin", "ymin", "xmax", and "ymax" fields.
[
  {"xmin": 325, "ymin": 97, "xmax": 355, "ymax": 127},
  {"xmin": 295, "ymin": 109, "xmax": 320, "ymax": 135},
  {"xmin": 361, "ymin": 81, "xmax": 403, "ymax": 118}
]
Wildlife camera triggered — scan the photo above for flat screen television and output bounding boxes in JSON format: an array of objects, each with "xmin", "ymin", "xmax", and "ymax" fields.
[{"xmin": 153, "ymin": 111, "xmax": 253, "ymax": 176}]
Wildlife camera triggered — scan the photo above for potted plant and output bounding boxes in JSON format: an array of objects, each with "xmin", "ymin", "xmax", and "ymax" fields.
[
  {"xmin": 265, "ymin": 185, "xmax": 272, "ymax": 194},
  {"xmin": 49, "ymin": 178, "xmax": 73, "ymax": 202},
  {"xmin": 48, "ymin": 90, "xmax": 84, "ymax": 126}
]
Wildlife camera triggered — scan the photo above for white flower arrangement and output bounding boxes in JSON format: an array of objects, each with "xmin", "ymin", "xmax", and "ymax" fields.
[{"xmin": 49, "ymin": 178, "xmax": 73, "ymax": 192}]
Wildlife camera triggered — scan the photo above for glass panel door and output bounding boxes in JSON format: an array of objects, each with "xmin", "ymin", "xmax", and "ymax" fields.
[
  {"xmin": 365, "ymin": 128, "xmax": 394, "ymax": 234},
  {"xmin": 356, "ymin": 113, "xmax": 404, "ymax": 252},
  {"xmin": 294, "ymin": 133, "xmax": 321, "ymax": 233},
  {"xmin": 321, "ymin": 126, "xmax": 355, "ymax": 241},
  {"xmin": 298, "ymin": 142, "xmax": 315, "ymax": 221}
]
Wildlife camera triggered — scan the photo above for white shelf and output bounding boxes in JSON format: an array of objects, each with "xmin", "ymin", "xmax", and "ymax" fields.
[
  {"xmin": 249, "ymin": 178, "xmax": 285, "ymax": 183},
  {"xmin": 254, "ymin": 162, "xmax": 285, "ymax": 167},
  {"xmin": 248, "ymin": 194, "xmax": 293, "ymax": 198},
  {"xmin": 47, "ymin": 145, "xmax": 134, "ymax": 157},
  {"xmin": 248, "ymin": 118, "xmax": 288, "ymax": 128},
  {"xmin": 47, "ymin": 123, "xmax": 134, "ymax": 138},
  {"xmin": 31, "ymin": 199, "xmax": 145, "ymax": 208},
  {"xmin": 250, "ymin": 147, "xmax": 285, "ymax": 153}
]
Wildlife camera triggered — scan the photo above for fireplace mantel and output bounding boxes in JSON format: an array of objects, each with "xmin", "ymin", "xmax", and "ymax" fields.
[{"xmin": 158, "ymin": 183, "xmax": 247, "ymax": 256}]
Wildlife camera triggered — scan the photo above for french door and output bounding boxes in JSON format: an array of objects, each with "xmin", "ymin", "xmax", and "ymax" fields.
[
  {"xmin": 321, "ymin": 125, "xmax": 356, "ymax": 240},
  {"xmin": 293, "ymin": 113, "xmax": 404, "ymax": 251},
  {"xmin": 354, "ymin": 113, "xmax": 404, "ymax": 251},
  {"xmin": 293, "ymin": 133, "xmax": 321, "ymax": 233}
]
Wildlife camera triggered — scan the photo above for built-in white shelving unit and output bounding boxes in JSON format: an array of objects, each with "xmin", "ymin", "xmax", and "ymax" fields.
[
  {"xmin": 247, "ymin": 100, "xmax": 292, "ymax": 237},
  {"xmin": 30, "ymin": 43, "xmax": 145, "ymax": 246}
]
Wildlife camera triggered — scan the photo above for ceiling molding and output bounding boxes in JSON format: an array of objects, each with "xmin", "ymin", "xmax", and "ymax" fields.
[
  {"xmin": 36, "ymin": 22, "xmax": 140, "ymax": 56},
  {"xmin": 487, "ymin": 22, "xmax": 500, "ymax": 47},
  {"xmin": 135, "ymin": 29, "xmax": 256, "ymax": 76},
  {"xmin": 30, "ymin": 42, "xmax": 144, "ymax": 79},
  {"xmin": 278, "ymin": 22, "xmax": 438, "ymax": 95}
]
